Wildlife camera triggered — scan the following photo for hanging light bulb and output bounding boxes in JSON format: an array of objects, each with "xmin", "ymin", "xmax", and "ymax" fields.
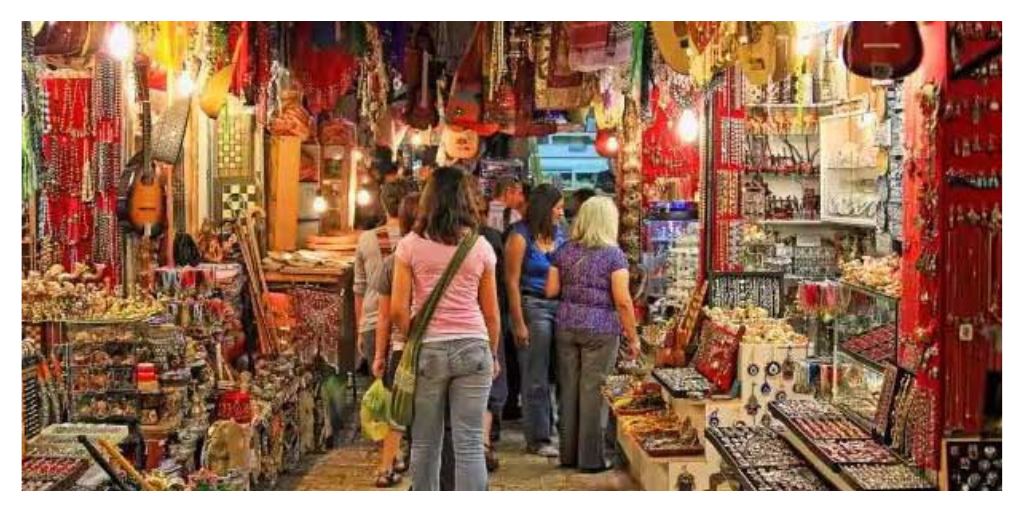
[
  {"xmin": 312, "ymin": 195, "xmax": 328, "ymax": 214},
  {"xmin": 677, "ymin": 108, "xmax": 699, "ymax": 143},
  {"xmin": 411, "ymin": 131, "xmax": 424, "ymax": 146},
  {"xmin": 107, "ymin": 22, "xmax": 134, "ymax": 61},
  {"xmin": 352, "ymin": 149, "xmax": 363, "ymax": 162},
  {"xmin": 356, "ymin": 188, "xmax": 372, "ymax": 207},
  {"xmin": 175, "ymin": 72, "xmax": 195, "ymax": 98}
]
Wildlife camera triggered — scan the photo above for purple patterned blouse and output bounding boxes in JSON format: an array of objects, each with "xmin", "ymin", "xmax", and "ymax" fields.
[{"xmin": 551, "ymin": 241, "xmax": 629, "ymax": 335}]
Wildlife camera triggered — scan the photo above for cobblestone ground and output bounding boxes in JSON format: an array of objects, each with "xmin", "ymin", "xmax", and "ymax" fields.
[{"xmin": 275, "ymin": 420, "xmax": 638, "ymax": 491}]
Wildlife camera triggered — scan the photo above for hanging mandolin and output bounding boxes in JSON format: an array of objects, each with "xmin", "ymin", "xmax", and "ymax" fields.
[{"xmin": 123, "ymin": 54, "xmax": 165, "ymax": 237}]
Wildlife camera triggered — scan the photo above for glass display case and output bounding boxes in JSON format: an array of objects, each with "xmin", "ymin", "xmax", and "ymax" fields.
[
  {"xmin": 819, "ymin": 111, "xmax": 882, "ymax": 227},
  {"xmin": 642, "ymin": 201, "xmax": 698, "ymax": 306},
  {"xmin": 831, "ymin": 281, "xmax": 899, "ymax": 427}
]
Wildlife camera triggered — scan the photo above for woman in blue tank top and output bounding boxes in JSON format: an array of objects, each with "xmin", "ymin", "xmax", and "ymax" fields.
[{"xmin": 504, "ymin": 184, "xmax": 565, "ymax": 457}]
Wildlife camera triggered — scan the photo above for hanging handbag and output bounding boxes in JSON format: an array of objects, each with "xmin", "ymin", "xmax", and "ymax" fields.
[{"xmin": 389, "ymin": 234, "xmax": 479, "ymax": 429}]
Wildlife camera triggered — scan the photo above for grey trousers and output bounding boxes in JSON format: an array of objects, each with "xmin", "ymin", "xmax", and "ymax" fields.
[
  {"xmin": 555, "ymin": 329, "xmax": 620, "ymax": 470},
  {"xmin": 410, "ymin": 338, "xmax": 492, "ymax": 491}
]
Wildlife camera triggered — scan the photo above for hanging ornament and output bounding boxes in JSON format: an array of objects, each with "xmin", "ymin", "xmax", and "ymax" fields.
[{"xmin": 595, "ymin": 129, "xmax": 620, "ymax": 158}]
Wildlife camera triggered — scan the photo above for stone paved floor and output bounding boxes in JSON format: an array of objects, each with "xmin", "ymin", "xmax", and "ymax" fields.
[{"xmin": 275, "ymin": 420, "xmax": 638, "ymax": 491}]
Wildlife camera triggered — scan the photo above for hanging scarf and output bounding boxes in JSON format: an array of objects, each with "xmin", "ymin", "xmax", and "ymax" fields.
[
  {"xmin": 565, "ymin": 21, "xmax": 633, "ymax": 72},
  {"xmin": 292, "ymin": 22, "xmax": 358, "ymax": 115},
  {"xmin": 534, "ymin": 22, "xmax": 597, "ymax": 111}
]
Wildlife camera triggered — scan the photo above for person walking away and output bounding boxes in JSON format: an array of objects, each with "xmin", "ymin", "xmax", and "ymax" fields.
[
  {"xmin": 476, "ymin": 193, "xmax": 508, "ymax": 472},
  {"xmin": 545, "ymin": 196, "xmax": 641, "ymax": 472},
  {"xmin": 504, "ymin": 184, "xmax": 565, "ymax": 458},
  {"xmin": 487, "ymin": 177, "xmax": 525, "ymax": 232},
  {"xmin": 391, "ymin": 166, "xmax": 500, "ymax": 491},
  {"xmin": 354, "ymin": 179, "xmax": 416, "ymax": 372},
  {"xmin": 370, "ymin": 193, "xmax": 420, "ymax": 487}
]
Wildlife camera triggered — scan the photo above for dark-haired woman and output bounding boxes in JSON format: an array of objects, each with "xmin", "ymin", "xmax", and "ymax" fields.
[
  {"xmin": 504, "ymin": 184, "xmax": 565, "ymax": 457},
  {"xmin": 391, "ymin": 166, "xmax": 501, "ymax": 491}
]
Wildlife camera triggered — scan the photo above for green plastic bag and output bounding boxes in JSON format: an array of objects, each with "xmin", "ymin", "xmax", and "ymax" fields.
[{"xmin": 360, "ymin": 379, "xmax": 391, "ymax": 441}]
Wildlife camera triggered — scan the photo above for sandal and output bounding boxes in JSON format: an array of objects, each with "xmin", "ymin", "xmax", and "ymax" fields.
[
  {"xmin": 393, "ymin": 455, "xmax": 408, "ymax": 474},
  {"xmin": 485, "ymin": 443, "xmax": 499, "ymax": 472},
  {"xmin": 375, "ymin": 470, "xmax": 402, "ymax": 488}
]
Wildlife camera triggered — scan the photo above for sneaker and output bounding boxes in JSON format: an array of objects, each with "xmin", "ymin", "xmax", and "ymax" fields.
[{"xmin": 528, "ymin": 443, "xmax": 560, "ymax": 458}]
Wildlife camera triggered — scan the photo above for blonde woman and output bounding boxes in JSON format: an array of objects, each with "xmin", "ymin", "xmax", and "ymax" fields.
[{"xmin": 544, "ymin": 196, "xmax": 640, "ymax": 472}]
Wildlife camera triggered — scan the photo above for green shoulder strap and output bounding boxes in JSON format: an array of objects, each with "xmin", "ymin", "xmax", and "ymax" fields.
[{"xmin": 406, "ymin": 233, "xmax": 480, "ymax": 340}]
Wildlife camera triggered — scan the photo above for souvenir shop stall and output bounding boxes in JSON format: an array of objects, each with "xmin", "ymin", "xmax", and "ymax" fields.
[
  {"xmin": 603, "ymin": 21, "xmax": 1001, "ymax": 492},
  {"xmin": 20, "ymin": 21, "xmax": 364, "ymax": 491},
  {"xmin": 20, "ymin": 21, "xmax": 1000, "ymax": 492}
]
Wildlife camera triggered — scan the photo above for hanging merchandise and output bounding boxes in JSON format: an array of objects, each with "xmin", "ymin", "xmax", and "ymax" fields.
[
  {"xmin": 293, "ymin": 22, "xmax": 359, "ymax": 116},
  {"xmin": 842, "ymin": 22, "xmax": 924, "ymax": 80},
  {"xmin": 501, "ymin": 23, "xmax": 557, "ymax": 138},
  {"xmin": 404, "ymin": 22, "xmax": 440, "ymax": 130},
  {"xmin": 534, "ymin": 22, "xmax": 597, "ymax": 111},
  {"xmin": 446, "ymin": 21, "xmax": 497, "ymax": 135},
  {"xmin": 565, "ymin": 21, "xmax": 633, "ymax": 72},
  {"xmin": 33, "ymin": 21, "xmax": 104, "ymax": 58},
  {"xmin": 201, "ymin": 37, "xmax": 243, "ymax": 119}
]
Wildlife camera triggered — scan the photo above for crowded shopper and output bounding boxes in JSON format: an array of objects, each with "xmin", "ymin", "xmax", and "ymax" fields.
[
  {"xmin": 545, "ymin": 196, "xmax": 641, "ymax": 473},
  {"xmin": 504, "ymin": 183, "xmax": 565, "ymax": 458},
  {"xmin": 390, "ymin": 166, "xmax": 501, "ymax": 491},
  {"xmin": 370, "ymin": 193, "xmax": 421, "ymax": 487},
  {"xmin": 476, "ymin": 193, "xmax": 509, "ymax": 472},
  {"xmin": 354, "ymin": 179, "xmax": 417, "ymax": 371},
  {"xmin": 487, "ymin": 177, "xmax": 525, "ymax": 232}
]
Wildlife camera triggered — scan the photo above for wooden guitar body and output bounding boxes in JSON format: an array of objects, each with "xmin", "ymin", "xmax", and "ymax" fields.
[
  {"xmin": 124, "ymin": 54, "xmax": 166, "ymax": 237},
  {"xmin": 127, "ymin": 175, "xmax": 165, "ymax": 237},
  {"xmin": 843, "ymin": 21, "xmax": 924, "ymax": 80}
]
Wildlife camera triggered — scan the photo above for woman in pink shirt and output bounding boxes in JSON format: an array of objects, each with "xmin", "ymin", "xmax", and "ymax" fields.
[{"xmin": 390, "ymin": 166, "xmax": 501, "ymax": 491}]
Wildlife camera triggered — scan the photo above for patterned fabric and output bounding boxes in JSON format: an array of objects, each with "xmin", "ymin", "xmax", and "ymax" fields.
[
  {"xmin": 291, "ymin": 288, "xmax": 342, "ymax": 368},
  {"xmin": 551, "ymin": 242, "xmax": 628, "ymax": 335},
  {"xmin": 565, "ymin": 21, "xmax": 633, "ymax": 72}
]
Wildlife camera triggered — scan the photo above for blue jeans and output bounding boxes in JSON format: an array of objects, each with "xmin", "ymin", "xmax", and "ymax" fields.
[
  {"xmin": 517, "ymin": 295, "xmax": 558, "ymax": 446},
  {"xmin": 411, "ymin": 338, "xmax": 492, "ymax": 491}
]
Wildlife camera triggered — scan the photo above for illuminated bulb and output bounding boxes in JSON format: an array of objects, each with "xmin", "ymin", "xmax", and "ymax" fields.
[
  {"xmin": 352, "ymin": 149, "xmax": 362, "ymax": 162},
  {"xmin": 175, "ymin": 72, "xmax": 195, "ymax": 98},
  {"xmin": 677, "ymin": 109, "xmax": 699, "ymax": 143},
  {"xmin": 356, "ymin": 188, "xmax": 372, "ymax": 207},
  {"xmin": 411, "ymin": 132, "xmax": 423, "ymax": 146},
  {"xmin": 312, "ymin": 195, "xmax": 328, "ymax": 214},
  {"xmin": 107, "ymin": 23, "xmax": 134, "ymax": 61},
  {"xmin": 796, "ymin": 36, "xmax": 813, "ymax": 57},
  {"xmin": 606, "ymin": 135, "xmax": 620, "ymax": 153}
]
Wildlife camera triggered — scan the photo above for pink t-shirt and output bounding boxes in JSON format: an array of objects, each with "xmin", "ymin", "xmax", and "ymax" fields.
[{"xmin": 395, "ymin": 232, "xmax": 496, "ymax": 342}]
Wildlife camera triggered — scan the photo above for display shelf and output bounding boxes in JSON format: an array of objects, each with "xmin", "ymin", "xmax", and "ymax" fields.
[
  {"xmin": 820, "ymin": 216, "xmax": 876, "ymax": 228},
  {"xmin": 704, "ymin": 431, "xmax": 757, "ymax": 491},
  {"xmin": 616, "ymin": 423, "xmax": 708, "ymax": 491},
  {"xmin": 837, "ymin": 463, "xmax": 936, "ymax": 491},
  {"xmin": 705, "ymin": 426, "xmax": 837, "ymax": 491},
  {"xmin": 761, "ymin": 219, "xmax": 825, "ymax": 226},
  {"xmin": 775, "ymin": 428, "xmax": 855, "ymax": 490},
  {"xmin": 836, "ymin": 344, "xmax": 885, "ymax": 374},
  {"xmin": 746, "ymin": 102, "xmax": 842, "ymax": 109},
  {"xmin": 838, "ymin": 281, "xmax": 900, "ymax": 302}
]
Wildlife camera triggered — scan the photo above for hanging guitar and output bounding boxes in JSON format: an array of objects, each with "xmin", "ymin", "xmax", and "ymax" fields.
[
  {"xmin": 843, "ymin": 21, "xmax": 924, "ymax": 80},
  {"xmin": 404, "ymin": 22, "xmax": 439, "ymax": 130},
  {"xmin": 123, "ymin": 54, "xmax": 165, "ymax": 237}
]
